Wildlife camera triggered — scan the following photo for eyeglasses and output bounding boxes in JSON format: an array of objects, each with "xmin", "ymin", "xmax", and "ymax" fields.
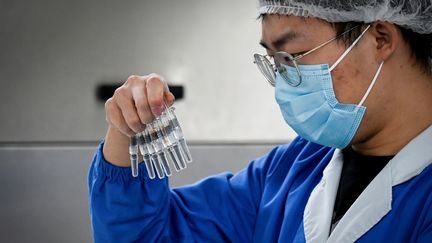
[{"xmin": 254, "ymin": 25, "xmax": 361, "ymax": 87}]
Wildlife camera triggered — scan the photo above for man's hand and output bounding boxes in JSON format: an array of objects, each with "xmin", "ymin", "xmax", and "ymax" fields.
[{"xmin": 103, "ymin": 74, "xmax": 175, "ymax": 167}]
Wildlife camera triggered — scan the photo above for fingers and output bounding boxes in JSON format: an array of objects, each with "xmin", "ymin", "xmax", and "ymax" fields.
[
  {"xmin": 128, "ymin": 75, "xmax": 153, "ymax": 125},
  {"xmin": 164, "ymin": 91, "xmax": 175, "ymax": 107},
  {"xmin": 146, "ymin": 75, "xmax": 166, "ymax": 116},
  {"xmin": 105, "ymin": 98, "xmax": 135, "ymax": 137},
  {"xmin": 132, "ymin": 89, "xmax": 153, "ymax": 125},
  {"xmin": 114, "ymin": 86, "xmax": 144, "ymax": 134},
  {"xmin": 104, "ymin": 73, "xmax": 176, "ymax": 138}
]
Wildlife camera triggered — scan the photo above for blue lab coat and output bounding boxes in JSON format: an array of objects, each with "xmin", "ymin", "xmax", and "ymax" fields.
[{"xmin": 88, "ymin": 126, "xmax": 432, "ymax": 243}]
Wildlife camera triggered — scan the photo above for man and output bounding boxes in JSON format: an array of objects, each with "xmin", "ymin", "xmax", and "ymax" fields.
[{"xmin": 88, "ymin": 0, "xmax": 432, "ymax": 242}]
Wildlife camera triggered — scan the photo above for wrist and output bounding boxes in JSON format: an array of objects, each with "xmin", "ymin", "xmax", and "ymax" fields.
[{"xmin": 103, "ymin": 126, "xmax": 131, "ymax": 167}]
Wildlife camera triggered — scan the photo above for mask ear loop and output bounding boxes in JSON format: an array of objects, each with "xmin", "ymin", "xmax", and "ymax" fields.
[
  {"xmin": 329, "ymin": 25, "xmax": 371, "ymax": 72},
  {"xmin": 354, "ymin": 61, "xmax": 385, "ymax": 112}
]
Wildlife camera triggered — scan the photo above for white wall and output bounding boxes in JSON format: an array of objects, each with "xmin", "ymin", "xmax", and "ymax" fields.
[{"xmin": 0, "ymin": 0, "xmax": 296, "ymax": 142}]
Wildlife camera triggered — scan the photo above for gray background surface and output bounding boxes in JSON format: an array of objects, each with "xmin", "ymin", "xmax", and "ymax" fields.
[
  {"xmin": 0, "ymin": 0, "xmax": 297, "ymax": 242},
  {"xmin": 0, "ymin": 143, "xmax": 278, "ymax": 242},
  {"xmin": 0, "ymin": 0, "xmax": 296, "ymax": 143}
]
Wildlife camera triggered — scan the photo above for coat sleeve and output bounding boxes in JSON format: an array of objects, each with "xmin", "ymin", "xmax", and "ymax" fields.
[
  {"xmin": 418, "ymin": 224, "xmax": 432, "ymax": 243},
  {"xmin": 417, "ymin": 197, "xmax": 432, "ymax": 243},
  {"xmin": 88, "ymin": 142, "xmax": 282, "ymax": 243}
]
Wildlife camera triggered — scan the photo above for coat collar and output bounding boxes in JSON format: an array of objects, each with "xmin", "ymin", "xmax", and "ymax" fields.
[{"xmin": 303, "ymin": 125, "xmax": 432, "ymax": 243}]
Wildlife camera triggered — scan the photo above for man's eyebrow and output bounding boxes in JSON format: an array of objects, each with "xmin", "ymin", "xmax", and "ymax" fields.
[{"xmin": 260, "ymin": 30, "xmax": 302, "ymax": 51}]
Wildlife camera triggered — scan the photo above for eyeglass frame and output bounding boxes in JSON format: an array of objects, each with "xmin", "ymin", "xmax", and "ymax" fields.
[{"xmin": 254, "ymin": 24, "xmax": 362, "ymax": 87}]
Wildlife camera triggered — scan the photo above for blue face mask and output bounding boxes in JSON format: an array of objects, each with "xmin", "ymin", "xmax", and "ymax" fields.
[{"xmin": 275, "ymin": 28, "xmax": 384, "ymax": 149}]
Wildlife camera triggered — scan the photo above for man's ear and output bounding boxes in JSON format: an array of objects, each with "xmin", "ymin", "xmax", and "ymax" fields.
[{"xmin": 369, "ymin": 22, "xmax": 400, "ymax": 62}]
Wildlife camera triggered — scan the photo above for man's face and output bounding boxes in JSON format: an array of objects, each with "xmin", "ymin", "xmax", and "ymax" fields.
[{"xmin": 260, "ymin": 14, "xmax": 386, "ymax": 144}]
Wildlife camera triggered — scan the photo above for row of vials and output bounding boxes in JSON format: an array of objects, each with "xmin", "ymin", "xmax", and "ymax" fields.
[{"xmin": 128, "ymin": 105, "xmax": 192, "ymax": 179}]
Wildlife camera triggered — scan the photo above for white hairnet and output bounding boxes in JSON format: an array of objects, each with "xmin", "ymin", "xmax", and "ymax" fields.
[{"xmin": 257, "ymin": 0, "xmax": 432, "ymax": 34}]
